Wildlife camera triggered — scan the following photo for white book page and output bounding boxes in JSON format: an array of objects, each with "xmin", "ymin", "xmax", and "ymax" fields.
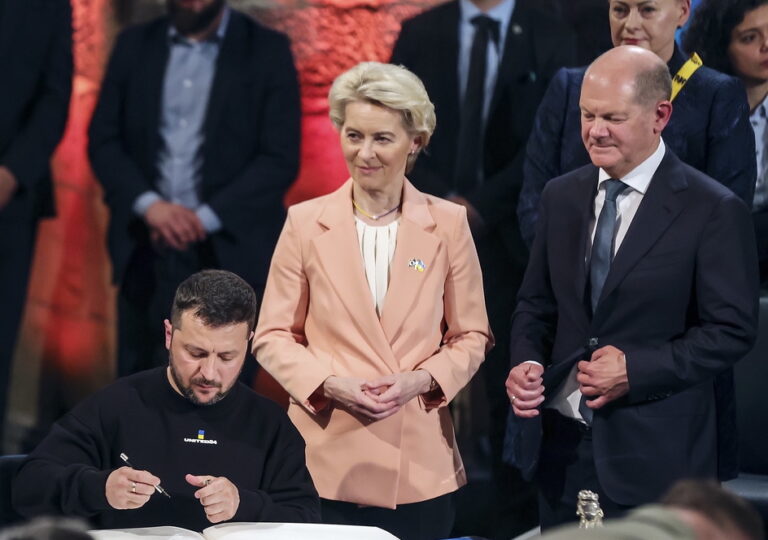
[
  {"xmin": 90, "ymin": 526, "xmax": 204, "ymax": 540},
  {"xmin": 203, "ymin": 522, "xmax": 400, "ymax": 540}
]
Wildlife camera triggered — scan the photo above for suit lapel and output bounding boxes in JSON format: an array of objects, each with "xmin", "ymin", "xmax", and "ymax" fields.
[
  {"xmin": 313, "ymin": 181, "xmax": 400, "ymax": 372},
  {"xmin": 203, "ymin": 11, "xmax": 242, "ymax": 138},
  {"xmin": 144, "ymin": 21, "xmax": 171, "ymax": 164},
  {"xmin": 380, "ymin": 181, "xmax": 440, "ymax": 342},
  {"xmin": 569, "ymin": 168, "xmax": 598, "ymax": 309},
  {"xmin": 487, "ymin": 1, "xmax": 531, "ymax": 118},
  {"xmin": 440, "ymin": 3, "xmax": 462, "ymax": 130},
  {"xmin": 596, "ymin": 151, "xmax": 686, "ymax": 312}
]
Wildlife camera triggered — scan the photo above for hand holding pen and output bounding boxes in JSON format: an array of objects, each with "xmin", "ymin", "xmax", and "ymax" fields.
[{"xmin": 104, "ymin": 453, "xmax": 170, "ymax": 510}]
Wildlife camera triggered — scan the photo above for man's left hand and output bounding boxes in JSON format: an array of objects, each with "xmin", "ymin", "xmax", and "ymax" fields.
[
  {"xmin": 186, "ymin": 474, "xmax": 240, "ymax": 524},
  {"xmin": 0, "ymin": 166, "xmax": 19, "ymax": 210},
  {"xmin": 577, "ymin": 345, "xmax": 629, "ymax": 409}
]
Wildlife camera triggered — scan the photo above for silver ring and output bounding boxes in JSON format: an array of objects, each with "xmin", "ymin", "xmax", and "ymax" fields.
[
  {"xmin": 510, "ymin": 395, "xmax": 517, "ymax": 403},
  {"xmin": 131, "ymin": 482, "xmax": 136, "ymax": 493}
]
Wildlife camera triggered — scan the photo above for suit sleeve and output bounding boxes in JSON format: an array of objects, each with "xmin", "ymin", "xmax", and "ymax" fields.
[
  {"xmin": 704, "ymin": 76, "xmax": 756, "ymax": 206},
  {"xmin": 1, "ymin": 0, "xmax": 72, "ymax": 189},
  {"xmin": 252, "ymin": 209, "xmax": 335, "ymax": 413},
  {"xmin": 517, "ymin": 68, "xmax": 571, "ymax": 248},
  {"xmin": 508, "ymin": 182, "xmax": 558, "ymax": 367},
  {"xmin": 416, "ymin": 206, "xmax": 493, "ymax": 407},
  {"xmin": 625, "ymin": 193, "xmax": 759, "ymax": 402},
  {"xmin": 207, "ymin": 33, "xmax": 300, "ymax": 229},
  {"xmin": 13, "ymin": 402, "xmax": 113, "ymax": 518},
  {"xmin": 233, "ymin": 413, "xmax": 320, "ymax": 523},
  {"xmin": 88, "ymin": 30, "xmax": 156, "ymax": 212}
]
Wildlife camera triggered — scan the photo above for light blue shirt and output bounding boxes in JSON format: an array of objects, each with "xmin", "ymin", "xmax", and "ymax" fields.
[
  {"xmin": 750, "ymin": 96, "xmax": 768, "ymax": 212},
  {"xmin": 133, "ymin": 7, "xmax": 231, "ymax": 233},
  {"xmin": 457, "ymin": 0, "xmax": 515, "ymax": 122}
]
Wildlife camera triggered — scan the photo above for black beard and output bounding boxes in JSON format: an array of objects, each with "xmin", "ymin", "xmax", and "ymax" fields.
[
  {"xmin": 167, "ymin": 0, "xmax": 226, "ymax": 37},
  {"xmin": 168, "ymin": 349, "xmax": 238, "ymax": 406}
]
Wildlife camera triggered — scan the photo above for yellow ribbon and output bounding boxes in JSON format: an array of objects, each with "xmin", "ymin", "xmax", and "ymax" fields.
[{"xmin": 670, "ymin": 52, "xmax": 703, "ymax": 102}]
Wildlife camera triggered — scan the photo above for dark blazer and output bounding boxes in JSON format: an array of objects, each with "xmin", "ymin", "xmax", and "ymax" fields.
[
  {"xmin": 88, "ymin": 10, "xmax": 300, "ymax": 289},
  {"xmin": 508, "ymin": 149, "xmax": 759, "ymax": 505},
  {"xmin": 391, "ymin": 0, "xmax": 577, "ymax": 274},
  {"xmin": 518, "ymin": 46, "xmax": 757, "ymax": 247},
  {"xmin": 0, "ymin": 0, "xmax": 72, "ymax": 220}
]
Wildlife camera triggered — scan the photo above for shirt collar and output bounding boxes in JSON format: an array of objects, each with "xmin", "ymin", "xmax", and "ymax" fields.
[
  {"xmin": 168, "ymin": 5, "xmax": 230, "ymax": 44},
  {"xmin": 598, "ymin": 138, "xmax": 666, "ymax": 195},
  {"xmin": 459, "ymin": 0, "xmax": 515, "ymax": 45},
  {"xmin": 751, "ymin": 93, "xmax": 768, "ymax": 119}
]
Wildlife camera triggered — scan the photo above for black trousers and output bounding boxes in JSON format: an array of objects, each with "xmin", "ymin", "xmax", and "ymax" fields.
[
  {"xmin": 0, "ymin": 216, "xmax": 37, "ymax": 443},
  {"xmin": 320, "ymin": 493, "xmax": 455, "ymax": 540},
  {"xmin": 117, "ymin": 241, "xmax": 217, "ymax": 377},
  {"xmin": 537, "ymin": 409, "xmax": 633, "ymax": 530}
]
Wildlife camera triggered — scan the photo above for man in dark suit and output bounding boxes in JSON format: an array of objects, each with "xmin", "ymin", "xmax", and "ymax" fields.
[
  {"xmin": 505, "ymin": 46, "xmax": 758, "ymax": 529},
  {"xmin": 0, "ymin": 0, "xmax": 72, "ymax": 442},
  {"xmin": 89, "ymin": 0, "xmax": 300, "ymax": 377},
  {"xmin": 390, "ymin": 1, "xmax": 576, "ymax": 536},
  {"xmin": 517, "ymin": 0, "xmax": 756, "ymax": 247}
]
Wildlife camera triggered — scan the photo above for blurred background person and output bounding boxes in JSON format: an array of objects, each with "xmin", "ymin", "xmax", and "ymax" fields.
[
  {"xmin": 518, "ymin": 0, "xmax": 756, "ymax": 247},
  {"xmin": 88, "ymin": 0, "xmax": 300, "ymax": 379},
  {"xmin": 390, "ymin": 2, "xmax": 576, "ymax": 535},
  {"xmin": 0, "ymin": 0, "xmax": 72, "ymax": 446},
  {"xmin": 253, "ymin": 62, "xmax": 492, "ymax": 540},
  {"xmin": 683, "ymin": 0, "xmax": 768, "ymax": 284}
]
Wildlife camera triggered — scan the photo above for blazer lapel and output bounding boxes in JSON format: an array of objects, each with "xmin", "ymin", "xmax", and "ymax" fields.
[
  {"xmin": 313, "ymin": 181, "xmax": 400, "ymax": 372},
  {"xmin": 380, "ymin": 181, "xmax": 440, "ymax": 342},
  {"xmin": 596, "ymin": 151, "xmax": 686, "ymax": 312}
]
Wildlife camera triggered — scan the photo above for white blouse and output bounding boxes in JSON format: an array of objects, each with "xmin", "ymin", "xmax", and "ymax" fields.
[{"xmin": 354, "ymin": 217, "xmax": 399, "ymax": 316}]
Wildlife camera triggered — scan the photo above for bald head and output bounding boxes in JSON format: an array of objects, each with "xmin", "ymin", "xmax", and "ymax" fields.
[
  {"xmin": 579, "ymin": 46, "xmax": 673, "ymax": 179},
  {"xmin": 585, "ymin": 46, "xmax": 672, "ymax": 107}
]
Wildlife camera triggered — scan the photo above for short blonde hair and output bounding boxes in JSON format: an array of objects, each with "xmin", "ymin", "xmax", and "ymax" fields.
[{"xmin": 328, "ymin": 62, "xmax": 436, "ymax": 170}]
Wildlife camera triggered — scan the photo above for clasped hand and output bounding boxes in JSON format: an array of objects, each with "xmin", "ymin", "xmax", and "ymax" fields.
[
  {"xmin": 106, "ymin": 467, "xmax": 240, "ymax": 523},
  {"xmin": 506, "ymin": 345, "xmax": 629, "ymax": 418},
  {"xmin": 323, "ymin": 370, "xmax": 433, "ymax": 421}
]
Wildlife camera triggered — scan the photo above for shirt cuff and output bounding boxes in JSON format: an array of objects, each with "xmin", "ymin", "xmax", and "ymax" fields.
[
  {"xmin": 523, "ymin": 360, "xmax": 544, "ymax": 367},
  {"xmin": 133, "ymin": 191, "xmax": 163, "ymax": 217},
  {"xmin": 196, "ymin": 204, "xmax": 222, "ymax": 233}
]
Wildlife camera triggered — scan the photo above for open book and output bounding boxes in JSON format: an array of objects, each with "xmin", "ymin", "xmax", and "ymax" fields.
[{"xmin": 90, "ymin": 522, "xmax": 399, "ymax": 540}]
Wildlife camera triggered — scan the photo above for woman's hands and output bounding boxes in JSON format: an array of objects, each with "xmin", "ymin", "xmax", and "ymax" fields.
[{"xmin": 323, "ymin": 370, "xmax": 434, "ymax": 421}]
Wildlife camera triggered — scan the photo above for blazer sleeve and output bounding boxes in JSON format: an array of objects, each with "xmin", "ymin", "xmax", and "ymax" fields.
[
  {"xmin": 625, "ymin": 193, "xmax": 759, "ymax": 403},
  {"xmin": 2, "ymin": 0, "xmax": 72, "ymax": 189},
  {"xmin": 416, "ymin": 206, "xmax": 493, "ymax": 407},
  {"xmin": 517, "ymin": 68, "xmax": 572, "ymax": 248},
  {"xmin": 88, "ymin": 30, "xmax": 156, "ymax": 212},
  {"xmin": 704, "ymin": 76, "xmax": 756, "ymax": 206},
  {"xmin": 252, "ymin": 210, "xmax": 335, "ymax": 413},
  {"xmin": 207, "ymin": 32, "xmax": 300, "ymax": 225}
]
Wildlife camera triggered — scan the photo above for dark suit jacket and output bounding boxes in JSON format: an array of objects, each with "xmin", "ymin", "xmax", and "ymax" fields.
[
  {"xmin": 88, "ymin": 10, "xmax": 300, "ymax": 289},
  {"xmin": 391, "ymin": 0, "xmax": 577, "ymax": 278},
  {"xmin": 509, "ymin": 149, "xmax": 759, "ymax": 505},
  {"xmin": 518, "ymin": 46, "xmax": 756, "ymax": 247},
  {"xmin": 0, "ymin": 0, "xmax": 72, "ymax": 221}
]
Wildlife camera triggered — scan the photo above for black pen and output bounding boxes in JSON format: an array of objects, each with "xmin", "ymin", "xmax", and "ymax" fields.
[{"xmin": 119, "ymin": 452, "xmax": 171, "ymax": 498}]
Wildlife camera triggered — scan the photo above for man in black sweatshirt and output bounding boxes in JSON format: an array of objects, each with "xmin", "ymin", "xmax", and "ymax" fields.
[{"xmin": 12, "ymin": 270, "xmax": 320, "ymax": 531}]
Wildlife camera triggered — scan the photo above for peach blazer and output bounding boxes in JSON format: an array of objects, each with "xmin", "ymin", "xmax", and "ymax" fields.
[{"xmin": 253, "ymin": 179, "xmax": 492, "ymax": 508}]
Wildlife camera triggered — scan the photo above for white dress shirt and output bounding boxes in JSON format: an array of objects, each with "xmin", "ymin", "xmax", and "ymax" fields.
[
  {"xmin": 546, "ymin": 139, "xmax": 667, "ymax": 421},
  {"xmin": 355, "ymin": 218, "xmax": 399, "ymax": 316}
]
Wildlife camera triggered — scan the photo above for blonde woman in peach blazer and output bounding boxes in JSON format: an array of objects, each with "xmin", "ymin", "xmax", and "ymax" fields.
[{"xmin": 253, "ymin": 62, "xmax": 492, "ymax": 540}]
